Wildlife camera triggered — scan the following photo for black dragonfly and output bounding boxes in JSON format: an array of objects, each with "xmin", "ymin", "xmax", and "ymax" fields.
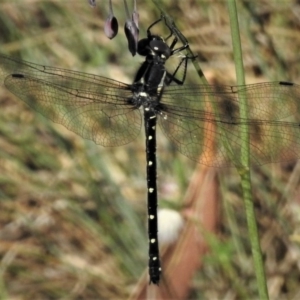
[{"xmin": 1, "ymin": 15, "xmax": 300, "ymax": 285}]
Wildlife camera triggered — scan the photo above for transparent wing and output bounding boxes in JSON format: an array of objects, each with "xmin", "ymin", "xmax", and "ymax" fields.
[
  {"xmin": 158, "ymin": 82, "xmax": 300, "ymax": 167},
  {"xmin": 0, "ymin": 55, "xmax": 142, "ymax": 146}
]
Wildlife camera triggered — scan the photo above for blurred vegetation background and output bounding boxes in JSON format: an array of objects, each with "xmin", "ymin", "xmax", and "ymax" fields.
[{"xmin": 0, "ymin": 0, "xmax": 300, "ymax": 299}]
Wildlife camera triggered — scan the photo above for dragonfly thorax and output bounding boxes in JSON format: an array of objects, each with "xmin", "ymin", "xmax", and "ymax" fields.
[{"xmin": 131, "ymin": 82, "xmax": 161, "ymax": 110}]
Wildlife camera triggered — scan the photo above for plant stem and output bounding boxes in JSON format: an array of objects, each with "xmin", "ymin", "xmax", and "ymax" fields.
[{"xmin": 226, "ymin": 1, "xmax": 269, "ymax": 299}]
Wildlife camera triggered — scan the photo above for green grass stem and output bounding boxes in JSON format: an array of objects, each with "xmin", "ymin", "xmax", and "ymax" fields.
[{"xmin": 226, "ymin": 1, "xmax": 269, "ymax": 299}]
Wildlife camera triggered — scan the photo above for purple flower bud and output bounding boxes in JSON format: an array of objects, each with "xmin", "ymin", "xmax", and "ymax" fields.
[
  {"xmin": 104, "ymin": 0, "xmax": 118, "ymax": 39},
  {"xmin": 123, "ymin": 0, "xmax": 139, "ymax": 56},
  {"xmin": 124, "ymin": 20, "xmax": 139, "ymax": 56},
  {"xmin": 104, "ymin": 14, "xmax": 119, "ymax": 39}
]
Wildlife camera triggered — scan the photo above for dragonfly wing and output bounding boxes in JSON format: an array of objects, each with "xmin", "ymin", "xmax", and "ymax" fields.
[
  {"xmin": 4, "ymin": 72, "xmax": 141, "ymax": 147},
  {"xmin": 0, "ymin": 54, "xmax": 130, "ymax": 88},
  {"xmin": 159, "ymin": 83, "xmax": 300, "ymax": 167},
  {"xmin": 158, "ymin": 109, "xmax": 223, "ymax": 166}
]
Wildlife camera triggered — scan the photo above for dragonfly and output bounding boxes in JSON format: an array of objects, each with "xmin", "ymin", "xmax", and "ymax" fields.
[{"xmin": 0, "ymin": 15, "xmax": 300, "ymax": 285}]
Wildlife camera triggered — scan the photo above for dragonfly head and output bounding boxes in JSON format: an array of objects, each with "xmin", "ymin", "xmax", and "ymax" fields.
[{"xmin": 137, "ymin": 35, "xmax": 171, "ymax": 61}]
